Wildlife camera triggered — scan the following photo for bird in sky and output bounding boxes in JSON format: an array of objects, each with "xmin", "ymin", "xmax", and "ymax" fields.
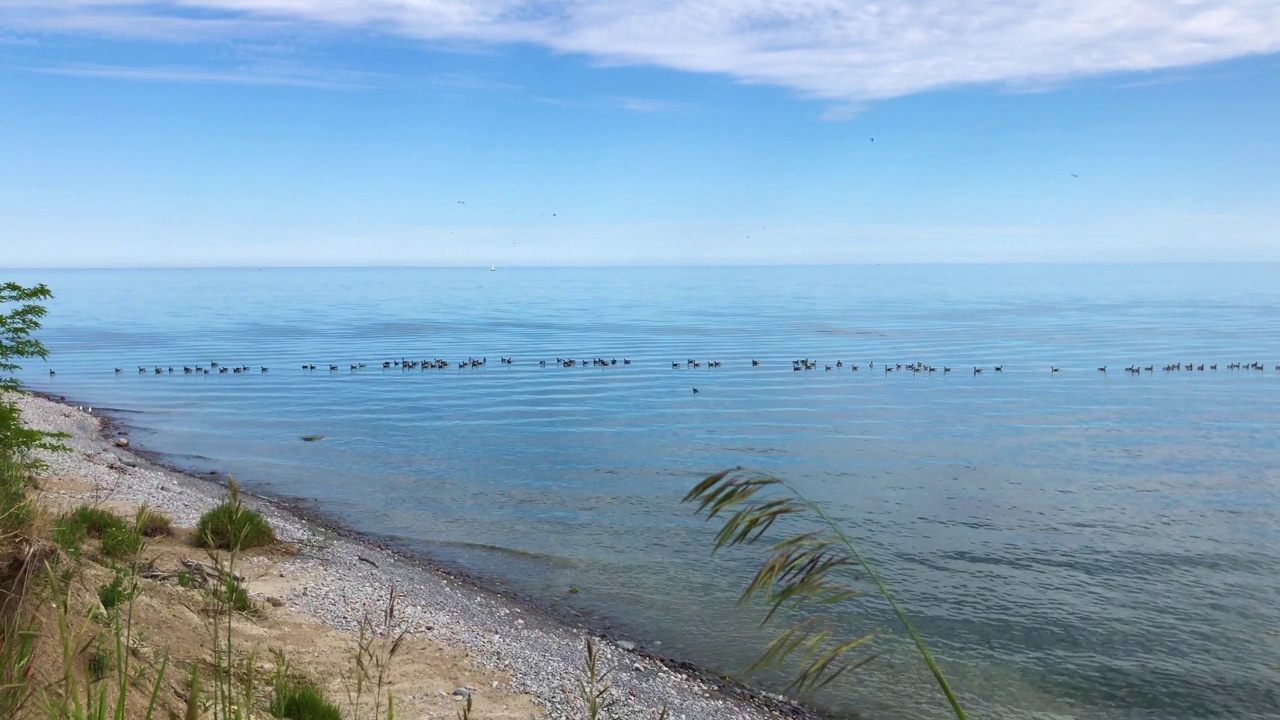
[
  {"xmin": 1070, "ymin": 174, "xmax": 1078, "ymax": 178},
  {"xmin": 457, "ymin": 200, "xmax": 466, "ymax": 204}
]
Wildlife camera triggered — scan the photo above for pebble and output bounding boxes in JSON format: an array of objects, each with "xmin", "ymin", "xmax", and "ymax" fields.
[{"xmin": 113, "ymin": 437, "xmax": 128, "ymax": 447}]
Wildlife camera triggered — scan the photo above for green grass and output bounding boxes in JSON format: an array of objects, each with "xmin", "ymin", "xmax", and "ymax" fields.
[
  {"xmin": 101, "ymin": 525, "xmax": 143, "ymax": 559},
  {"xmin": 219, "ymin": 576, "xmax": 257, "ymax": 615},
  {"xmin": 271, "ymin": 680, "xmax": 344, "ymax": 720},
  {"xmin": 70, "ymin": 505, "xmax": 128, "ymax": 536},
  {"xmin": 195, "ymin": 499, "xmax": 275, "ymax": 551},
  {"xmin": 0, "ymin": 455, "xmax": 32, "ymax": 536},
  {"xmin": 135, "ymin": 505, "xmax": 172, "ymax": 538},
  {"xmin": 53, "ymin": 504, "xmax": 145, "ymax": 560}
]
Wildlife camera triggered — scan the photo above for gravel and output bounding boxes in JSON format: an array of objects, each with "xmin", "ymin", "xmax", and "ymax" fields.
[{"xmin": 16, "ymin": 392, "xmax": 809, "ymax": 720}]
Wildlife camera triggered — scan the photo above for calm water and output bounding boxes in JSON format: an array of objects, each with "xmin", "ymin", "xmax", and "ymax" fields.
[{"xmin": 11, "ymin": 265, "xmax": 1280, "ymax": 719}]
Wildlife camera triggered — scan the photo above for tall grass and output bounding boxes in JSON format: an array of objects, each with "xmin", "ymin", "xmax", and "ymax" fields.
[{"xmin": 685, "ymin": 467, "xmax": 968, "ymax": 718}]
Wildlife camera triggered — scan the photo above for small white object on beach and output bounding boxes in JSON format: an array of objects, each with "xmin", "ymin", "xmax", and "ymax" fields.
[{"xmin": 114, "ymin": 438, "xmax": 129, "ymax": 447}]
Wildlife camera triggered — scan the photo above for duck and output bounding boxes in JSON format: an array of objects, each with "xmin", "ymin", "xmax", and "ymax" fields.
[
  {"xmin": 1097, "ymin": 366, "xmax": 1107, "ymax": 372},
  {"xmin": 692, "ymin": 388, "xmax": 699, "ymax": 395},
  {"xmin": 115, "ymin": 368, "xmax": 122, "ymax": 374},
  {"xmin": 751, "ymin": 359, "xmax": 760, "ymax": 366}
]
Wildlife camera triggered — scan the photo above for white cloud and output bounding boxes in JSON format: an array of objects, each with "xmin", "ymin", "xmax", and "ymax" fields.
[
  {"xmin": 1, "ymin": 0, "xmax": 1277, "ymax": 101},
  {"xmin": 25, "ymin": 62, "xmax": 379, "ymax": 88}
]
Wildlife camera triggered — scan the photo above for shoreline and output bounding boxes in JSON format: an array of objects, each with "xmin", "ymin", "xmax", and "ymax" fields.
[{"xmin": 19, "ymin": 390, "xmax": 823, "ymax": 720}]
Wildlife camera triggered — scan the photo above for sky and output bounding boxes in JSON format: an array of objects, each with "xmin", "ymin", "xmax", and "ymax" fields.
[{"xmin": 1, "ymin": 1, "xmax": 1278, "ymax": 267}]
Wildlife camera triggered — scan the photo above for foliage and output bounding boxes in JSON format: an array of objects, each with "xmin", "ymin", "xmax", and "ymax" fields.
[
  {"xmin": 100, "ymin": 525, "xmax": 143, "ymax": 560},
  {"xmin": 271, "ymin": 654, "xmax": 343, "ymax": 720},
  {"xmin": 0, "ymin": 281, "xmax": 53, "ymax": 392},
  {"xmin": 195, "ymin": 480, "xmax": 276, "ymax": 551},
  {"xmin": 0, "ymin": 454, "xmax": 34, "ymax": 537},
  {"xmin": 70, "ymin": 505, "xmax": 128, "ymax": 537},
  {"xmin": 134, "ymin": 505, "xmax": 172, "ymax": 538},
  {"xmin": 217, "ymin": 576, "xmax": 256, "ymax": 615},
  {"xmin": 577, "ymin": 637, "xmax": 615, "ymax": 720},
  {"xmin": 685, "ymin": 467, "xmax": 968, "ymax": 719},
  {"xmin": 342, "ymin": 587, "xmax": 406, "ymax": 720},
  {"xmin": 52, "ymin": 515, "xmax": 88, "ymax": 557},
  {"xmin": 98, "ymin": 568, "xmax": 139, "ymax": 612},
  {"xmin": 0, "ymin": 281, "xmax": 67, "ymax": 461},
  {"xmin": 0, "ymin": 396, "xmax": 67, "ymax": 464},
  {"xmin": 272, "ymin": 683, "xmax": 343, "ymax": 720},
  {"xmin": 52, "ymin": 505, "xmax": 144, "ymax": 560}
]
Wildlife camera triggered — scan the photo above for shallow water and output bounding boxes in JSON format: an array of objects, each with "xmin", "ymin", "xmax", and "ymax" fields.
[{"xmin": 11, "ymin": 265, "xmax": 1280, "ymax": 719}]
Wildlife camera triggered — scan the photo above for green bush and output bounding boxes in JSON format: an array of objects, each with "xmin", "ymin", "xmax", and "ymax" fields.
[
  {"xmin": 195, "ymin": 481, "xmax": 275, "ymax": 551},
  {"xmin": 59, "ymin": 505, "xmax": 143, "ymax": 559},
  {"xmin": 70, "ymin": 505, "xmax": 128, "ymax": 536},
  {"xmin": 98, "ymin": 569, "xmax": 136, "ymax": 611},
  {"xmin": 271, "ymin": 680, "xmax": 343, "ymax": 720},
  {"xmin": 52, "ymin": 515, "xmax": 88, "ymax": 556},
  {"xmin": 220, "ymin": 577, "xmax": 256, "ymax": 615},
  {"xmin": 100, "ymin": 525, "xmax": 143, "ymax": 559}
]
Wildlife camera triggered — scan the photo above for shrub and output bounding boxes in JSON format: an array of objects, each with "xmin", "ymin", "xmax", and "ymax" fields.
[
  {"xmin": 271, "ymin": 681, "xmax": 343, "ymax": 720},
  {"xmin": 219, "ymin": 577, "xmax": 256, "ymax": 615},
  {"xmin": 60, "ymin": 505, "xmax": 143, "ymax": 559},
  {"xmin": 195, "ymin": 481, "xmax": 275, "ymax": 551},
  {"xmin": 98, "ymin": 568, "xmax": 136, "ymax": 611},
  {"xmin": 70, "ymin": 505, "xmax": 128, "ymax": 536},
  {"xmin": 135, "ymin": 505, "xmax": 173, "ymax": 538},
  {"xmin": 100, "ymin": 525, "xmax": 143, "ymax": 559},
  {"xmin": 52, "ymin": 515, "xmax": 88, "ymax": 556}
]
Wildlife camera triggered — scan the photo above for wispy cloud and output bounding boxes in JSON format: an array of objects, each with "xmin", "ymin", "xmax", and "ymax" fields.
[
  {"xmin": 2, "ymin": 1, "xmax": 1278, "ymax": 102},
  {"xmin": 25, "ymin": 62, "xmax": 380, "ymax": 89},
  {"xmin": 536, "ymin": 94, "xmax": 688, "ymax": 114}
]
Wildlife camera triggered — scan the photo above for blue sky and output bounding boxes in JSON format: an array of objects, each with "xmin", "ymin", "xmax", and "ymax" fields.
[{"xmin": 1, "ymin": 1, "xmax": 1278, "ymax": 267}]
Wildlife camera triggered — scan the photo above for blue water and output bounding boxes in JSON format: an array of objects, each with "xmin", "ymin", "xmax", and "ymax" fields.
[{"xmin": 10, "ymin": 265, "xmax": 1280, "ymax": 719}]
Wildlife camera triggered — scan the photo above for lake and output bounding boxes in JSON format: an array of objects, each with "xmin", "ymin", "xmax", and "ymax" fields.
[{"xmin": 10, "ymin": 264, "xmax": 1280, "ymax": 719}]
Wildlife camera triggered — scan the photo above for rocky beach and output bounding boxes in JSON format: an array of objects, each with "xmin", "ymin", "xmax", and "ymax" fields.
[{"xmin": 16, "ymin": 391, "xmax": 811, "ymax": 720}]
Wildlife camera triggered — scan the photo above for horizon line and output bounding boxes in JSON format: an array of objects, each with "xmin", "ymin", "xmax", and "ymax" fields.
[{"xmin": 5, "ymin": 260, "xmax": 1279, "ymax": 272}]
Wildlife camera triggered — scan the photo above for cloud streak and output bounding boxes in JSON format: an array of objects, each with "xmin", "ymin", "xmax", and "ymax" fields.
[
  {"xmin": 2, "ymin": 1, "xmax": 1278, "ymax": 101},
  {"xmin": 25, "ymin": 62, "xmax": 379, "ymax": 88}
]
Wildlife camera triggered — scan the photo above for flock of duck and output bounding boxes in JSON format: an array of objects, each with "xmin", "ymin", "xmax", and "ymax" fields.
[{"xmin": 72, "ymin": 358, "xmax": 1280, "ymax": 378}]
